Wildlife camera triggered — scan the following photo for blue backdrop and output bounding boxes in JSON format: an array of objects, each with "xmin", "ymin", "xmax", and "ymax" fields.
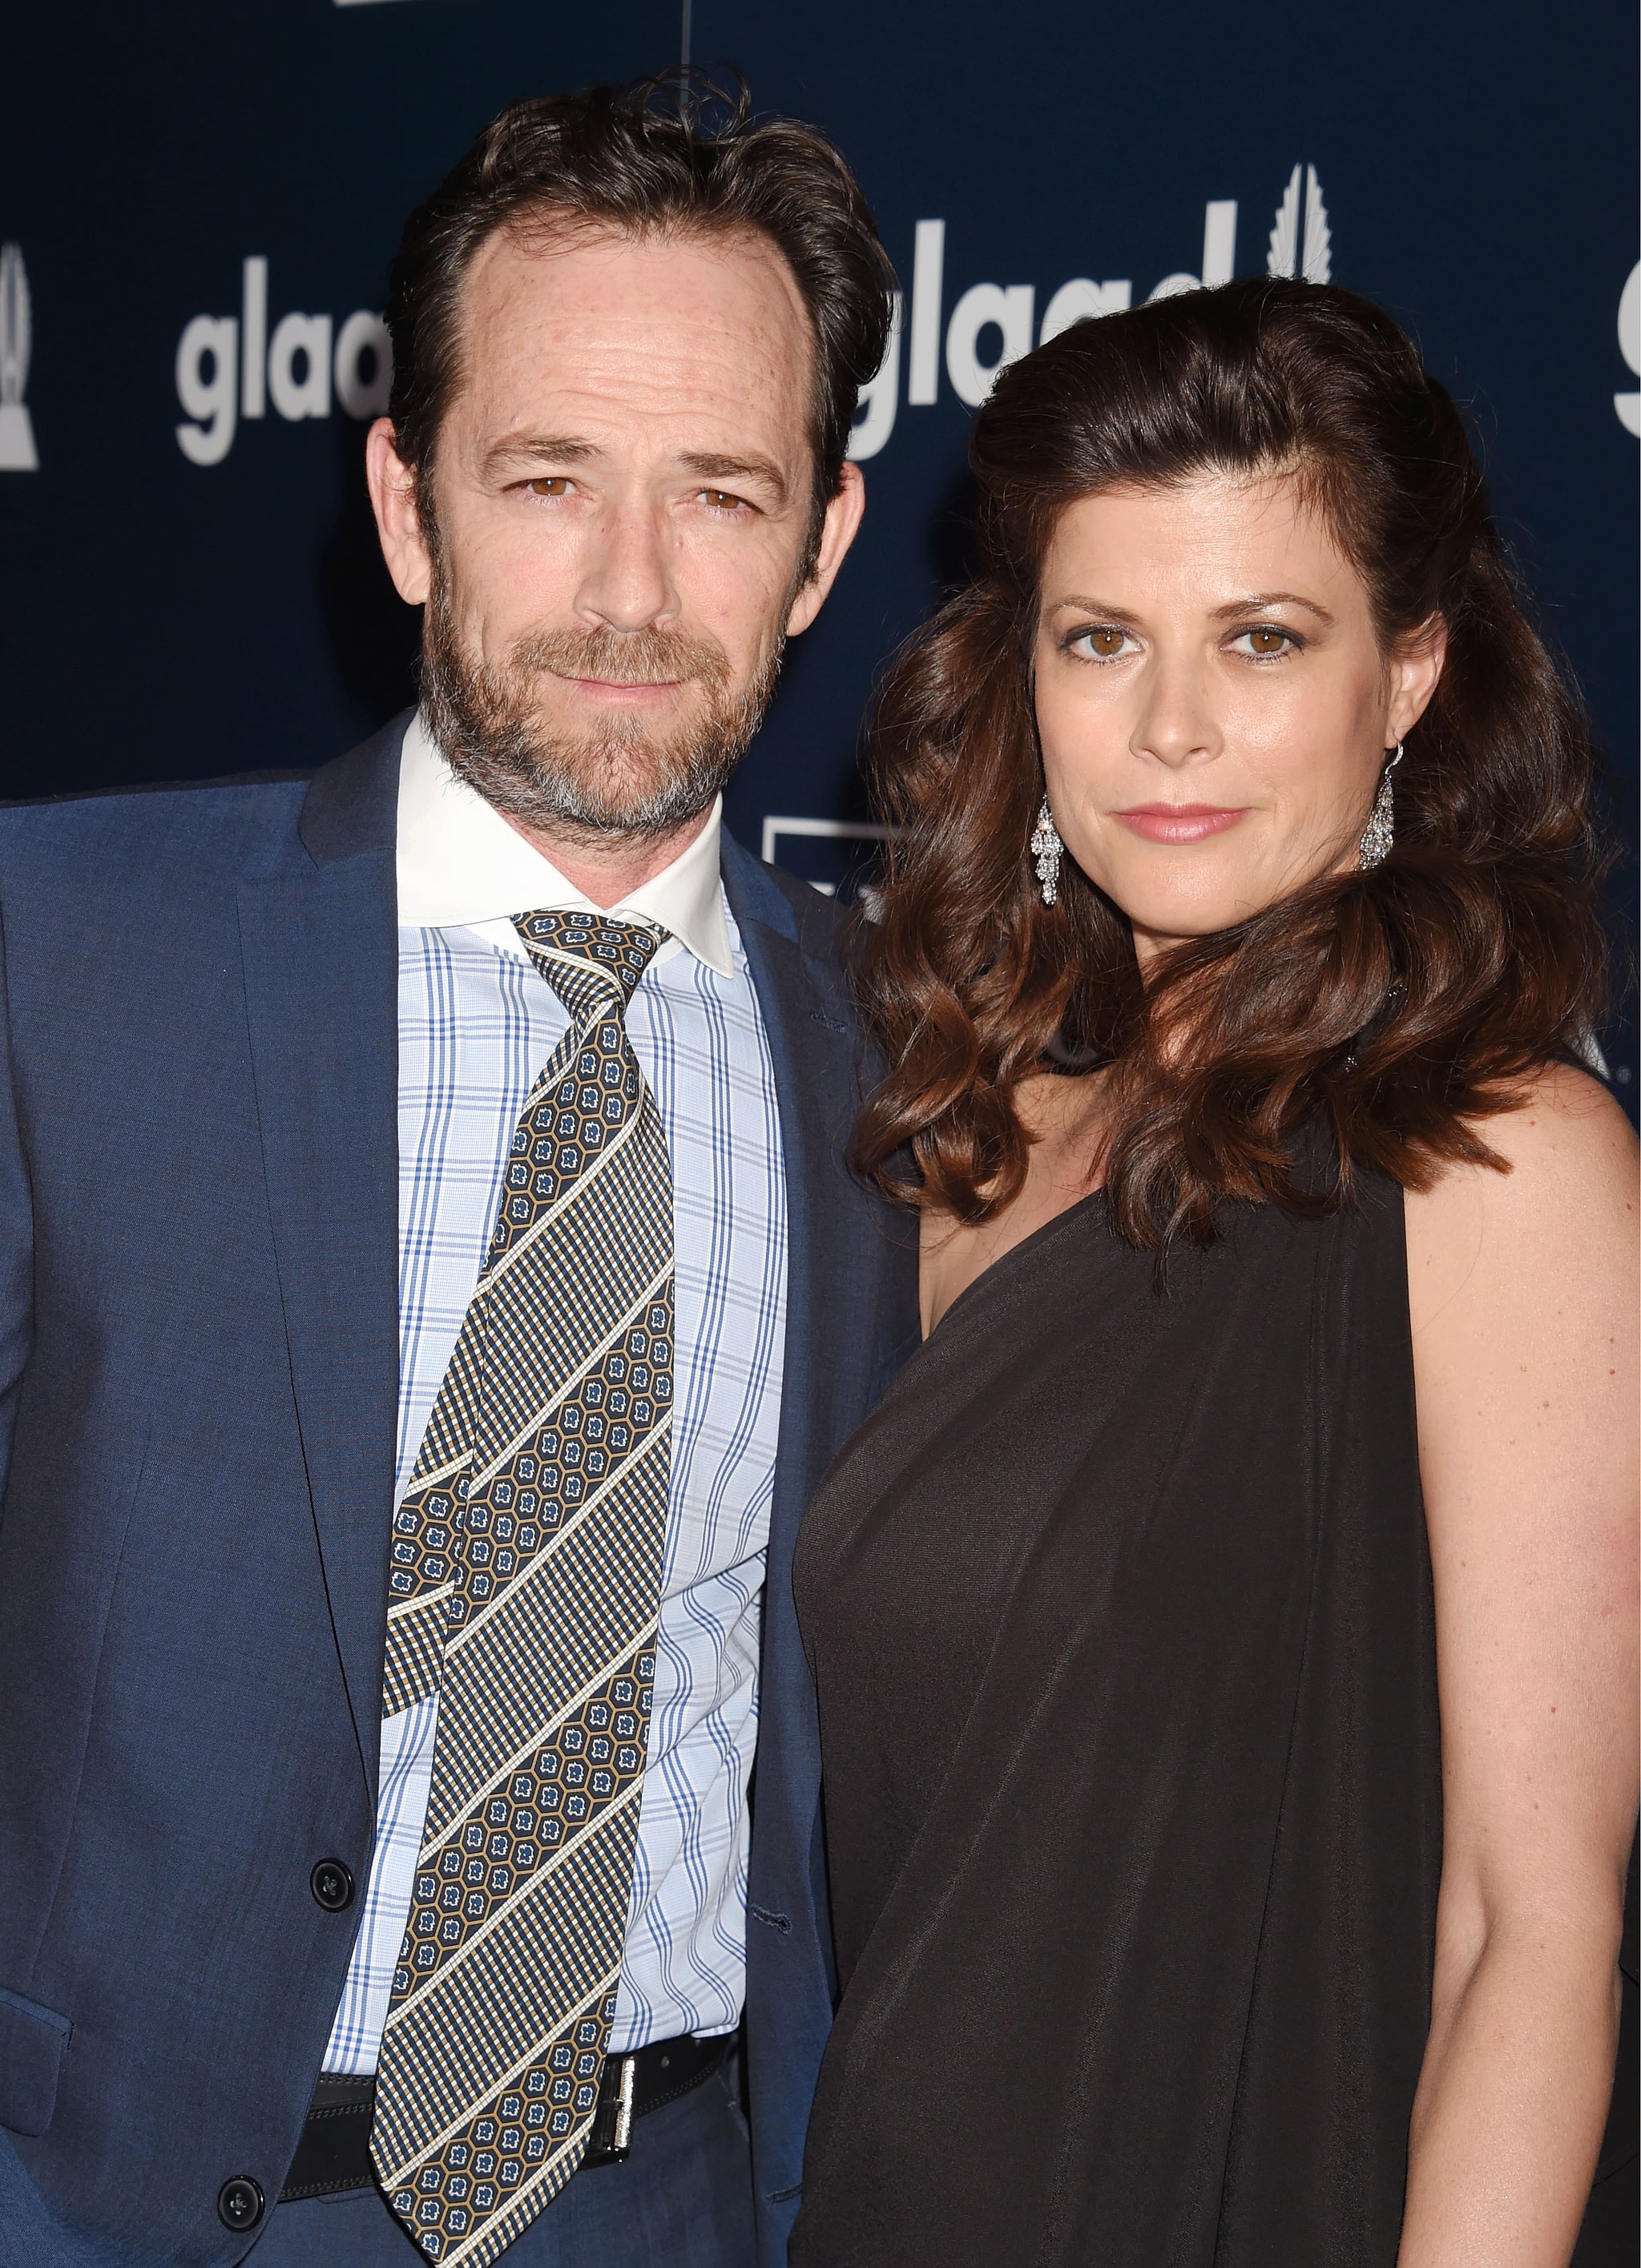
[{"xmin": 2, "ymin": 0, "xmax": 1635, "ymax": 1092}]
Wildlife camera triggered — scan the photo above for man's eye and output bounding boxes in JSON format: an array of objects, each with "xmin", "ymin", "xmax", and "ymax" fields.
[
  {"xmin": 698, "ymin": 490, "xmax": 749, "ymax": 512},
  {"xmin": 1068, "ymin": 625, "xmax": 1130, "ymax": 660},
  {"xmin": 526, "ymin": 477, "xmax": 575, "ymax": 498}
]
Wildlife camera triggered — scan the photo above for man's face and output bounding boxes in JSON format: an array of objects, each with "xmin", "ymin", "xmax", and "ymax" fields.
[{"xmin": 369, "ymin": 221, "xmax": 863, "ymax": 837}]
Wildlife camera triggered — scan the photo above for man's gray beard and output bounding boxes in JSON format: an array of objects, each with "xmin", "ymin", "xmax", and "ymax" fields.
[{"xmin": 419, "ymin": 562, "xmax": 785, "ymax": 840}]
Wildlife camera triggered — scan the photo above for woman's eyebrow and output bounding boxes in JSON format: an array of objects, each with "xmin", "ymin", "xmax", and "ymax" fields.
[
  {"xmin": 1212, "ymin": 591, "xmax": 1338, "ymax": 626},
  {"xmin": 1048, "ymin": 595, "xmax": 1146, "ymax": 624}
]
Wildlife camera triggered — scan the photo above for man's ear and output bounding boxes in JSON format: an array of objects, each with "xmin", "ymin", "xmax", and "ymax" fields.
[
  {"xmin": 785, "ymin": 462, "xmax": 866, "ymax": 637},
  {"xmin": 365, "ymin": 418, "xmax": 433, "ymax": 607}
]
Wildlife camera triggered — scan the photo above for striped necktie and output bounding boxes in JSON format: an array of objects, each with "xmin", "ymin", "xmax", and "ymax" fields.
[{"xmin": 370, "ymin": 910, "xmax": 674, "ymax": 2266}]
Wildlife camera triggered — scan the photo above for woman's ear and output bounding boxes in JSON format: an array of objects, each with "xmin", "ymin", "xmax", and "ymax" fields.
[{"xmin": 1385, "ymin": 615, "xmax": 1449, "ymax": 744}]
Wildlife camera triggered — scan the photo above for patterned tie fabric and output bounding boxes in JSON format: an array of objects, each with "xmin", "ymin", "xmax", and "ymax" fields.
[{"xmin": 370, "ymin": 910, "xmax": 674, "ymax": 2266}]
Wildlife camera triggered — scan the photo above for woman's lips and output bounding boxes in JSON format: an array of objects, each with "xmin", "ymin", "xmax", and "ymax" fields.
[{"xmin": 1112, "ymin": 803, "xmax": 1248, "ymax": 843}]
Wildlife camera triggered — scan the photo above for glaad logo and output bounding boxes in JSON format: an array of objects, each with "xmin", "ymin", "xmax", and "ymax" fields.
[
  {"xmin": 849, "ymin": 166, "xmax": 1333, "ymax": 461},
  {"xmin": 1265, "ymin": 164, "xmax": 1332, "ymax": 285},
  {"xmin": 0, "ymin": 243, "xmax": 38, "ymax": 473},
  {"xmin": 175, "ymin": 256, "xmax": 392, "ymax": 466}
]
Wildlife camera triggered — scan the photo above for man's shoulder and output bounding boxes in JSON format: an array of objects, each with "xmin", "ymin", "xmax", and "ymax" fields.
[
  {"xmin": 0, "ymin": 712, "xmax": 408, "ymax": 893},
  {"xmin": 0, "ymin": 769, "xmax": 314, "ymax": 883}
]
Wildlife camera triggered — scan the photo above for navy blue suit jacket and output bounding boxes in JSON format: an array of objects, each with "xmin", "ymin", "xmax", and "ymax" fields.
[{"xmin": 0, "ymin": 720, "xmax": 917, "ymax": 2267}]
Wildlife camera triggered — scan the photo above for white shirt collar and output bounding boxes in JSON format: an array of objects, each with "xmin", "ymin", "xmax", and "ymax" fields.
[{"xmin": 395, "ymin": 709, "xmax": 735, "ymax": 979}]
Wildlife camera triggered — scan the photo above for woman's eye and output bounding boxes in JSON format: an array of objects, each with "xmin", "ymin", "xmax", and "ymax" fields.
[
  {"xmin": 1235, "ymin": 625, "xmax": 1295, "ymax": 656},
  {"xmin": 1069, "ymin": 625, "xmax": 1131, "ymax": 660},
  {"xmin": 526, "ymin": 477, "xmax": 575, "ymax": 498}
]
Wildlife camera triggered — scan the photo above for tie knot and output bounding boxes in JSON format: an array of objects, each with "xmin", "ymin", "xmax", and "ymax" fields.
[{"xmin": 512, "ymin": 910, "xmax": 667, "ymax": 1016}]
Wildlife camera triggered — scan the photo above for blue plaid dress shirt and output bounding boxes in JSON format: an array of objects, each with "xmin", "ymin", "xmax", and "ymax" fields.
[{"xmin": 324, "ymin": 720, "xmax": 788, "ymax": 2072}]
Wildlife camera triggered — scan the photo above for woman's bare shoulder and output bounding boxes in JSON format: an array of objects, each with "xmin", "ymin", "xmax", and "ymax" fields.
[
  {"xmin": 1470, "ymin": 1060, "xmax": 1635, "ymax": 1172},
  {"xmin": 1404, "ymin": 1063, "xmax": 1638, "ymax": 1340}
]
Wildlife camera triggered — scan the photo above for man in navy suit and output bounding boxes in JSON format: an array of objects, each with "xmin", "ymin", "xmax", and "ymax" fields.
[{"xmin": 0, "ymin": 75, "xmax": 914, "ymax": 2268}]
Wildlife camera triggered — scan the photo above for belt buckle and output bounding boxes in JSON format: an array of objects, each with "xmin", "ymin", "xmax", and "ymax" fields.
[
  {"xmin": 582, "ymin": 2052, "xmax": 637, "ymax": 2170},
  {"xmin": 611, "ymin": 2052, "xmax": 637, "ymax": 2158}
]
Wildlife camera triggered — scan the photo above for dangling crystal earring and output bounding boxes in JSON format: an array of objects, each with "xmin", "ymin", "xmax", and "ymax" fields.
[
  {"xmin": 1357, "ymin": 742, "xmax": 1404, "ymax": 871},
  {"xmin": 1030, "ymin": 797, "xmax": 1062, "ymax": 906}
]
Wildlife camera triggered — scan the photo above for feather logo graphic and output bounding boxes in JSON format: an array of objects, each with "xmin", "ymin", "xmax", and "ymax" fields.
[
  {"xmin": 0, "ymin": 243, "xmax": 38, "ymax": 470},
  {"xmin": 1267, "ymin": 166, "xmax": 1332, "ymax": 285}
]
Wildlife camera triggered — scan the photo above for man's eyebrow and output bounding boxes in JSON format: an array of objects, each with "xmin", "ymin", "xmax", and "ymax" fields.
[
  {"xmin": 1212, "ymin": 590, "xmax": 1337, "ymax": 627},
  {"xmin": 482, "ymin": 433, "xmax": 604, "ymax": 478},
  {"xmin": 676, "ymin": 451, "xmax": 792, "ymax": 508}
]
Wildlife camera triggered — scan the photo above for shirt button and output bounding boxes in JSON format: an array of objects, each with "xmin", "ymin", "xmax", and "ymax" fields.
[
  {"xmin": 216, "ymin": 2175, "xmax": 264, "ymax": 2230},
  {"xmin": 310, "ymin": 1858, "xmax": 355, "ymax": 1912}
]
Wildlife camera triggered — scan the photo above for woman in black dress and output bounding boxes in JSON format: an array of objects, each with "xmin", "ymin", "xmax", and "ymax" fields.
[{"xmin": 792, "ymin": 280, "xmax": 1638, "ymax": 2266}]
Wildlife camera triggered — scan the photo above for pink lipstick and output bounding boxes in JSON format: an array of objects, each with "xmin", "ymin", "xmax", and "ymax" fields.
[{"xmin": 1114, "ymin": 804, "xmax": 1248, "ymax": 844}]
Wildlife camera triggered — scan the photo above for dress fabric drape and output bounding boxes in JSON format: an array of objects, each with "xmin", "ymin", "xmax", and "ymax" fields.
[{"xmin": 792, "ymin": 1169, "xmax": 1445, "ymax": 2267}]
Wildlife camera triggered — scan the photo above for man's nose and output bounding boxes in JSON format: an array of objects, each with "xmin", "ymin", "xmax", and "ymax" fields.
[
  {"xmin": 573, "ymin": 500, "xmax": 677, "ymax": 634},
  {"xmin": 1130, "ymin": 651, "xmax": 1224, "ymax": 770}
]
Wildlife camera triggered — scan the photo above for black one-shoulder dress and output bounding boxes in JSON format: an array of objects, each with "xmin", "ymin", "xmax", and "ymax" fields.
[{"xmin": 792, "ymin": 1172, "xmax": 1442, "ymax": 2266}]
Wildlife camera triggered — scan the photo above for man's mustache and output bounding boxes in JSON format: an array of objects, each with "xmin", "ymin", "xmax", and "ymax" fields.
[{"xmin": 511, "ymin": 624, "xmax": 732, "ymax": 692}]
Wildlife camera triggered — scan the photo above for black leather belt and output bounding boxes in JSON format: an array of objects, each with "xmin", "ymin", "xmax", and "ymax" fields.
[{"xmin": 279, "ymin": 2034, "xmax": 729, "ymax": 2202}]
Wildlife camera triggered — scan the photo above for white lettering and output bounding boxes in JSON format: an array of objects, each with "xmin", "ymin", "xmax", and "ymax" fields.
[
  {"xmin": 268, "ymin": 310, "xmax": 333, "ymax": 421},
  {"xmin": 1039, "ymin": 278, "xmax": 1131, "ymax": 344},
  {"xmin": 334, "ymin": 309, "xmax": 393, "ymax": 420},
  {"xmin": 241, "ymin": 256, "xmax": 267, "ymax": 418},
  {"xmin": 945, "ymin": 281, "xmax": 1034, "ymax": 408},
  {"xmin": 907, "ymin": 220, "xmax": 944, "ymax": 406},
  {"xmin": 1203, "ymin": 200, "xmax": 1237, "ymax": 286},
  {"xmin": 173, "ymin": 188, "xmax": 1277, "ymax": 466},
  {"xmin": 175, "ymin": 314, "xmax": 238, "ymax": 466}
]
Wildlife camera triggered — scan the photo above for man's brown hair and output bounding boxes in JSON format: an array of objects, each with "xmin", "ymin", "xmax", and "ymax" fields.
[{"xmin": 384, "ymin": 70, "xmax": 896, "ymax": 557}]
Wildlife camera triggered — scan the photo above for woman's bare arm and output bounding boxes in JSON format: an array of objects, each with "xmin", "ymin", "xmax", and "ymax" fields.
[{"xmin": 1399, "ymin": 1066, "xmax": 1639, "ymax": 2266}]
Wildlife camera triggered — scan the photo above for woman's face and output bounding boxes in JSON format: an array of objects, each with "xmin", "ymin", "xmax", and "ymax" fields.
[{"xmin": 1031, "ymin": 470, "xmax": 1445, "ymax": 962}]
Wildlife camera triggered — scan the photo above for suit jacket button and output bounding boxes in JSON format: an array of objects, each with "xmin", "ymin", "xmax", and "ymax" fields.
[
  {"xmin": 310, "ymin": 1858, "xmax": 355, "ymax": 1912},
  {"xmin": 217, "ymin": 2175, "xmax": 264, "ymax": 2230}
]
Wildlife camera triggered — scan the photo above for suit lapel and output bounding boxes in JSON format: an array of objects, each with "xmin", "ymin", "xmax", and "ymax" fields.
[
  {"xmin": 720, "ymin": 844, "xmax": 872, "ymax": 1592},
  {"xmin": 237, "ymin": 721, "xmax": 404, "ymax": 1787}
]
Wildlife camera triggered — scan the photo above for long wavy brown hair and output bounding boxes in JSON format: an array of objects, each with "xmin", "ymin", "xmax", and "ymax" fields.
[{"xmin": 850, "ymin": 277, "xmax": 1611, "ymax": 1249}]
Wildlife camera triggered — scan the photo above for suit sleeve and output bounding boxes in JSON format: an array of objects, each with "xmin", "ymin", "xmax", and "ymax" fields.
[{"xmin": 0, "ymin": 903, "xmax": 130, "ymax": 2267}]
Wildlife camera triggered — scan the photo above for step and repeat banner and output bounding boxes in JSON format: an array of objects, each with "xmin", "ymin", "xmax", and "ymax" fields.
[{"xmin": 2, "ymin": 0, "xmax": 1636, "ymax": 1085}]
